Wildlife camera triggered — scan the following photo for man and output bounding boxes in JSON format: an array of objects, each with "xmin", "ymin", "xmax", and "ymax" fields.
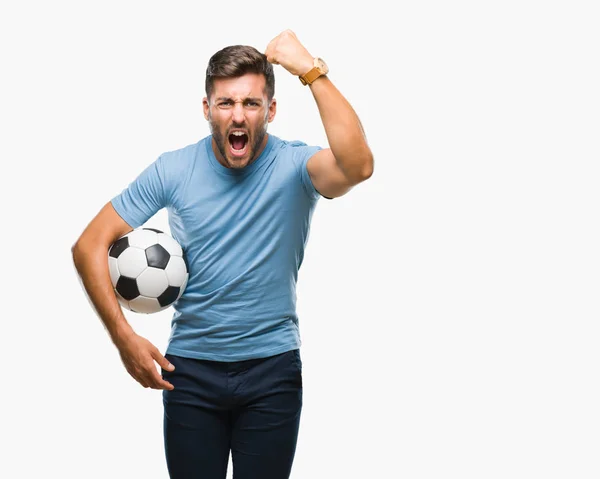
[{"xmin": 72, "ymin": 29, "xmax": 373, "ymax": 479}]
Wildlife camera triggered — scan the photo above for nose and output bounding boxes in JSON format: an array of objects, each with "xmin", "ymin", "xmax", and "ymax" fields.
[{"xmin": 231, "ymin": 102, "xmax": 245, "ymax": 123}]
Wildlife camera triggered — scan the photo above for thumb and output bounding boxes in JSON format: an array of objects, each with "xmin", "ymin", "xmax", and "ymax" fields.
[{"xmin": 153, "ymin": 350, "xmax": 175, "ymax": 371}]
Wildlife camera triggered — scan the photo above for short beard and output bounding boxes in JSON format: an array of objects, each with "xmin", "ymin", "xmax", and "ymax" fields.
[
  {"xmin": 208, "ymin": 112, "xmax": 269, "ymax": 169},
  {"xmin": 208, "ymin": 112, "xmax": 269, "ymax": 168}
]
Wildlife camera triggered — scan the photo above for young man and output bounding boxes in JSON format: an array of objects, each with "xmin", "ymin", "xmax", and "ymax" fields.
[{"xmin": 72, "ymin": 30, "xmax": 373, "ymax": 479}]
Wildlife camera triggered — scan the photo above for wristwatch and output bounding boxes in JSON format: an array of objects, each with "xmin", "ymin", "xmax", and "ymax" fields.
[{"xmin": 299, "ymin": 57, "xmax": 329, "ymax": 85}]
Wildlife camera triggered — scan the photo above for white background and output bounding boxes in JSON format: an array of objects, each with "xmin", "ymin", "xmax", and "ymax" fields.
[{"xmin": 2, "ymin": 0, "xmax": 599, "ymax": 478}]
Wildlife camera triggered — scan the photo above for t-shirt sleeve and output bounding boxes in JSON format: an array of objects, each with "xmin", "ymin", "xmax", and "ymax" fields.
[
  {"xmin": 110, "ymin": 155, "xmax": 168, "ymax": 228},
  {"xmin": 289, "ymin": 141, "xmax": 328, "ymax": 201}
]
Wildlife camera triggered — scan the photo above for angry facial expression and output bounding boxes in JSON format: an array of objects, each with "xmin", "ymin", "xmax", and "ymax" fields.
[{"xmin": 203, "ymin": 73, "xmax": 277, "ymax": 169}]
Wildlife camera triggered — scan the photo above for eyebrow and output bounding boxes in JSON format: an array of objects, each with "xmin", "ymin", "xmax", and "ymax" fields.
[{"xmin": 215, "ymin": 97, "xmax": 263, "ymax": 103}]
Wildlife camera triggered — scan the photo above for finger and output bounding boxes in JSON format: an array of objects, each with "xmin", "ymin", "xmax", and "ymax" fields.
[
  {"xmin": 264, "ymin": 44, "xmax": 272, "ymax": 59},
  {"xmin": 264, "ymin": 51, "xmax": 275, "ymax": 64},
  {"xmin": 137, "ymin": 371, "xmax": 150, "ymax": 388},
  {"xmin": 150, "ymin": 370, "xmax": 174, "ymax": 390},
  {"xmin": 151, "ymin": 349, "xmax": 175, "ymax": 372},
  {"xmin": 264, "ymin": 39, "xmax": 279, "ymax": 64},
  {"xmin": 142, "ymin": 360, "xmax": 175, "ymax": 390},
  {"xmin": 161, "ymin": 380, "xmax": 175, "ymax": 391}
]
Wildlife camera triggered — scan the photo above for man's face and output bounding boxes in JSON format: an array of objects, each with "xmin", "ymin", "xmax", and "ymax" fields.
[{"xmin": 203, "ymin": 73, "xmax": 276, "ymax": 169}]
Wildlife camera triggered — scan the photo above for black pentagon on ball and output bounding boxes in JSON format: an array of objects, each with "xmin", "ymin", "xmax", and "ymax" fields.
[
  {"xmin": 116, "ymin": 276, "xmax": 139, "ymax": 300},
  {"xmin": 158, "ymin": 286, "xmax": 181, "ymax": 307},
  {"xmin": 145, "ymin": 244, "xmax": 170, "ymax": 269},
  {"xmin": 143, "ymin": 227, "xmax": 164, "ymax": 234},
  {"xmin": 109, "ymin": 236, "xmax": 129, "ymax": 258}
]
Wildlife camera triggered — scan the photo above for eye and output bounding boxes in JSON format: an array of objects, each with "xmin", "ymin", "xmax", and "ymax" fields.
[
  {"xmin": 246, "ymin": 101, "xmax": 260, "ymax": 107},
  {"xmin": 219, "ymin": 101, "xmax": 233, "ymax": 107}
]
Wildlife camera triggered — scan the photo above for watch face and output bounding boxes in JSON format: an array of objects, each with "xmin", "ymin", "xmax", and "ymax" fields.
[{"xmin": 315, "ymin": 57, "xmax": 329, "ymax": 74}]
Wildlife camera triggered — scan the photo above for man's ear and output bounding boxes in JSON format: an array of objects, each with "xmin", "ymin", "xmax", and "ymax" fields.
[
  {"xmin": 268, "ymin": 98, "xmax": 277, "ymax": 123},
  {"xmin": 202, "ymin": 97, "xmax": 210, "ymax": 121}
]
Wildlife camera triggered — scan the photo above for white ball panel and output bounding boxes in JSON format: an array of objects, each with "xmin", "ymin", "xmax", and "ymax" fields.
[
  {"xmin": 117, "ymin": 247, "xmax": 148, "ymax": 278},
  {"xmin": 127, "ymin": 229, "xmax": 159, "ymax": 249},
  {"xmin": 157, "ymin": 233, "xmax": 183, "ymax": 256},
  {"xmin": 137, "ymin": 267, "xmax": 169, "ymax": 298},
  {"xmin": 114, "ymin": 291, "xmax": 131, "ymax": 311},
  {"xmin": 129, "ymin": 296, "xmax": 164, "ymax": 314},
  {"xmin": 177, "ymin": 274, "xmax": 189, "ymax": 300},
  {"xmin": 165, "ymin": 256, "xmax": 188, "ymax": 287},
  {"xmin": 108, "ymin": 257, "xmax": 120, "ymax": 287}
]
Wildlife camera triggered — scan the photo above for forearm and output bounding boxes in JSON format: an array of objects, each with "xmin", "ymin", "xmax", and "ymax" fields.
[
  {"xmin": 309, "ymin": 76, "xmax": 374, "ymax": 180},
  {"xmin": 72, "ymin": 242, "xmax": 135, "ymax": 347}
]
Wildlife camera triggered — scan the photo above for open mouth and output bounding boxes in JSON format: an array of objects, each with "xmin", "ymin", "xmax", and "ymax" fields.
[{"xmin": 228, "ymin": 131, "xmax": 249, "ymax": 157}]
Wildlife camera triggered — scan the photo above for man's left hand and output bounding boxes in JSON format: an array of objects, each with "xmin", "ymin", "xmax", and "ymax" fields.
[{"xmin": 264, "ymin": 30, "xmax": 314, "ymax": 77}]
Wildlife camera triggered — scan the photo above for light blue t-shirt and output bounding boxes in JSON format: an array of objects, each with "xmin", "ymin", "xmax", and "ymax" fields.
[{"xmin": 111, "ymin": 134, "xmax": 324, "ymax": 361}]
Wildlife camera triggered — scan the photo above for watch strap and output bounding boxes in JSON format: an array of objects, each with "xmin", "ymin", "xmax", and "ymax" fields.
[{"xmin": 299, "ymin": 66, "xmax": 325, "ymax": 86}]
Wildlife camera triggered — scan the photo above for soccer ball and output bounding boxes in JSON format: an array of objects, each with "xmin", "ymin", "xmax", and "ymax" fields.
[{"xmin": 107, "ymin": 227, "xmax": 189, "ymax": 314}]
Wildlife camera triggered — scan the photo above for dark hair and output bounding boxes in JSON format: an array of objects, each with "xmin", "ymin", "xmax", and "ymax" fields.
[{"xmin": 205, "ymin": 45, "xmax": 275, "ymax": 102}]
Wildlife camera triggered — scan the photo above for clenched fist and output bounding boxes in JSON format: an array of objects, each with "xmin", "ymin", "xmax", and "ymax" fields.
[{"xmin": 264, "ymin": 29, "xmax": 314, "ymax": 77}]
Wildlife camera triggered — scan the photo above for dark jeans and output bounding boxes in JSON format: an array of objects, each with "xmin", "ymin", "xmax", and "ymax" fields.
[{"xmin": 161, "ymin": 349, "xmax": 303, "ymax": 479}]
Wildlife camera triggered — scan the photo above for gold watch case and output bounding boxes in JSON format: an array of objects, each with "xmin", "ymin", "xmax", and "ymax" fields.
[{"xmin": 299, "ymin": 57, "xmax": 329, "ymax": 85}]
